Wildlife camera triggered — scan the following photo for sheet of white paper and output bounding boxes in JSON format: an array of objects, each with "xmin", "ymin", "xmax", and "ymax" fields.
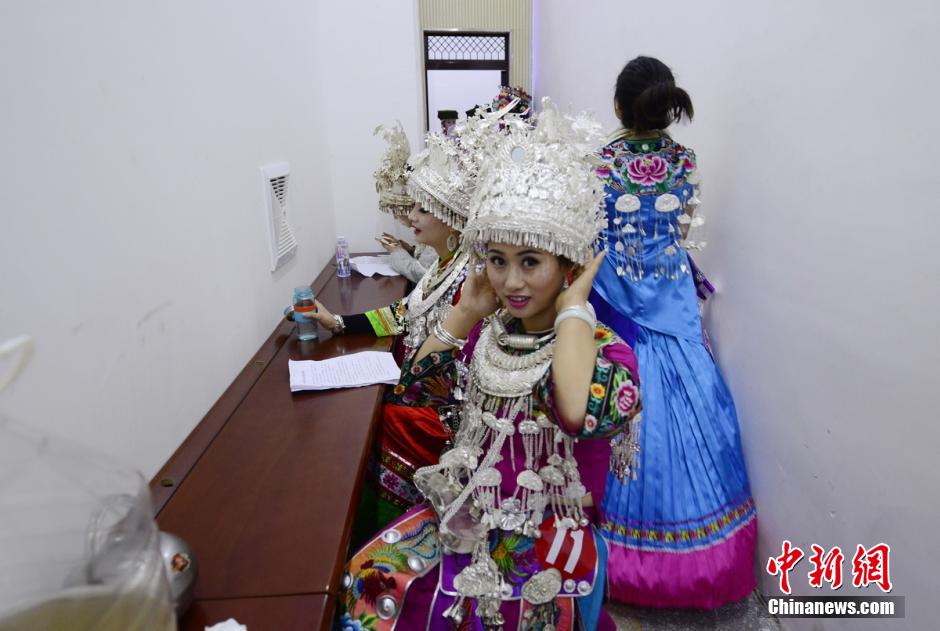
[
  {"xmin": 350, "ymin": 255, "xmax": 400, "ymax": 277},
  {"xmin": 288, "ymin": 352, "xmax": 401, "ymax": 392}
]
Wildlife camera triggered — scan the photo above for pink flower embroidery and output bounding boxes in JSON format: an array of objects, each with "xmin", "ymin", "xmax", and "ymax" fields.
[
  {"xmin": 626, "ymin": 155, "xmax": 668, "ymax": 185},
  {"xmin": 615, "ymin": 381, "xmax": 639, "ymax": 415}
]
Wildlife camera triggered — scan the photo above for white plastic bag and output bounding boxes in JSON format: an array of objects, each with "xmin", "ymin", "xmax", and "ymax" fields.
[{"xmin": 0, "ymin": 337, "xmax": 175, "ymax": 630}]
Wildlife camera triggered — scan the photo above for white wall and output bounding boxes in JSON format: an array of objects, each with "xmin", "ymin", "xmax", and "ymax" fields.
[
  {"xmin": 0, "ymin": 2, "xmax": 422, "ymax": 478},
  {"xmin": 312, "ymin": 2, "xmax": 425, "ymax": 253},
  {"xmin": 534, "ymin": 1, "xmax": 937, "ymax": 628}
]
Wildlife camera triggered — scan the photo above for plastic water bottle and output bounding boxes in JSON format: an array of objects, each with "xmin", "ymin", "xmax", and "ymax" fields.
[
  {"xmin": 291, "ymin": 286, "xmax": 319, "ymax": 341},
  {"xmin": 335, "ymin": 236, "xmax": 351, "ymax": 278}
]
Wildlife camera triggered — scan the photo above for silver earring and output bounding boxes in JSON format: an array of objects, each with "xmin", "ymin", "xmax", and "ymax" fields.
[
  {"xmin": 446, "ymin": 233, "xmax": 458, "ymax": 252},
  {"xmin": 562, "ymin": 277, "xmax": 570, "ymax": 290}
]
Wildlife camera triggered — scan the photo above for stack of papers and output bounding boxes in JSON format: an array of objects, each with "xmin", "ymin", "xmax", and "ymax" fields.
[
  {"xmin": 350, "ymin": 255, "xmax": 400, "ymax": 277},
  {"xmin": 288, "ymin": 351, "xmax": 401, "ymax": 392}
]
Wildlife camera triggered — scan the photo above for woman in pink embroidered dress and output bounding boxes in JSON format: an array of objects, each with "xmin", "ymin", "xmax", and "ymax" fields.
[{"xmin": 339, "ymin": 100, "xmax": 641, "ymax": 631}]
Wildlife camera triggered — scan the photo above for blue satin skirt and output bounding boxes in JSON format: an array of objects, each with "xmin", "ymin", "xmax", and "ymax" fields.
[{"xmin": 592, "ymin": 291, "xmax": 757, "ymax": 608}]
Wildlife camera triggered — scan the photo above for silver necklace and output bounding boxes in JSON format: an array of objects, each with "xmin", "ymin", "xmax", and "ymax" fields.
[
  {"xmin": 406, "ymin": 251, "xmax": 468, "ymax": 319},
  {"xmin": 489, "ymin": 311, "xmax": 555, "ymax": 351},
  {"xmin": 402, "ymin": 251, "xmax": 468, "ymax": 356},
  {"xmin": 471, "ymin": 315, "xmax": 555, "ymax": 399}
]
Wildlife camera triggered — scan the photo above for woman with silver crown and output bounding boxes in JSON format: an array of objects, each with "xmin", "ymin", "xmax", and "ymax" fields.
[
  {"xmin": 316, "ymin": 112, "xmax": 525, "ymax": 539},
  {"xmin": 592, "ymin": 56, "xmax": 757, "ymax": 609},
  {"xmin": 339, "ymin": 101, "xmax": 640, "ymax": 631},
  {"xmin": 372, "ymin": 121, "xmax": 439, "ymax": 283},
  {"xmin": 310, "ymin": 127, "xmax": 474, "ymax": 538}
]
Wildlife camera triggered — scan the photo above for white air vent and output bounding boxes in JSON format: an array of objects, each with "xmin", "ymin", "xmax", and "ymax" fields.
[{"xmin": 261, "ymin": 162, "xmax": 298, "ymax": 271}]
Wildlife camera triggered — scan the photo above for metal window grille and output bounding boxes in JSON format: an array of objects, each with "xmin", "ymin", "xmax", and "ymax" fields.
[{"xmin": 426, "ymin": 34, "xmax": 507, "ymax": 61}]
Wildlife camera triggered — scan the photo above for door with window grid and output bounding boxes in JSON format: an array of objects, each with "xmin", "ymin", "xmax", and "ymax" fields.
[{"xmin": 423, "ymin": 31, "xmax": 509, "ymax": 131}]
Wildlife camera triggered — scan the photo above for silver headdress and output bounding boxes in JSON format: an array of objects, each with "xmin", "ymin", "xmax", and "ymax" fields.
[
  {"xmin": 407, "ymin": 102, "xmax": 526, "ymax": 232},
  {"xmin": 373, "ymin": 121, "xmax": 413, "ymax": 217},
  {"xmin": 407, "ymin": 131, "xmax": 473, "ymax": 230},
  {"xmin": 464, "ymin": 97, "xmax": 607, "ymax": 266}
]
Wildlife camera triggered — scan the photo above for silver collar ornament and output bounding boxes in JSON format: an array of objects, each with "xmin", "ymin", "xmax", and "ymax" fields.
[
  {"xmin": 401, "ymin": 251, "xmax": 469, "ymax": 357},
  {"xmin": 414, "ymin": 312, "xmax": 590, "ymax": 621}
]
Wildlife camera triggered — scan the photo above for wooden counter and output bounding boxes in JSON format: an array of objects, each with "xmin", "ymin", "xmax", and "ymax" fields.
[{"xmin": 152, "ymin": 260, "xmax": 408, "ymax": 630}]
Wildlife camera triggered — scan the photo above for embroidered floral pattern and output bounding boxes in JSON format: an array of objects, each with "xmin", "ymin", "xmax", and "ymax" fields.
[
  {"xmin": 371, "ymin": 451, "xmax": 424, "ymax": 508},
  {"xmin": 595, "ymin": 135, "xmax": 699, "ymax": 281},
  {"xmin": 537, "ymin": 322, "xmax": 641, "ymax": 440},
  {"xmin": 584, "ymin": 415, "xmax": 598, "ymax": 434},
  {"xmin": 626, "ymin": 155, "xmax": 668, "ymax": 185},
  {"xmin": 596, "ymin": 135, "xmax": 696, "ymax": 196},
  {"xmin": 385, "ymin": 350, "xmax": 459, "ymax": 407},
  {"xmin": 615, "ymin": 380, "xmax": 639, "ymax": 416}
]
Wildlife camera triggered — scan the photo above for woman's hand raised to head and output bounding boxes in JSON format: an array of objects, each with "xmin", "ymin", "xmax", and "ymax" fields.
[
  {"xmin": 550, "ymin": 250, "xmax": 607, "ymax": 433},
  {"xmin": 413, "ymin": 256, "xmax": 497, "ymax": 362},
  {"xmin": 556, "ymin": 250, "xmax": 606, "ymax": 311},
  {"xmin": 453, "ymin": 258, "xmax": 501, "ymax": 324}
]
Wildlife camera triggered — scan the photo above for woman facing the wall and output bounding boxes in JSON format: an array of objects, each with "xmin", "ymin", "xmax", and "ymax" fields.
[{"xmin": 592, "ymin": 56, "xmax": 757, "ymax": 608}]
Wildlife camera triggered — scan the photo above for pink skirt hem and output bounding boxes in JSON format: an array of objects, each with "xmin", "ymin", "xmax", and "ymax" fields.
[{"xmin": 605, "ymin": 518, "xmax": 757, "ymax": 609}]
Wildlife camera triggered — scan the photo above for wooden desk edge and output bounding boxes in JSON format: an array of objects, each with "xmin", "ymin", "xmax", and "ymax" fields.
[
  {"xmin": 150, "ymin": 259, "xmax": 338, "ymax": 514},
  {"xmin": 320, "ymin": 381, "xmax": 389, "ymax": 623}
]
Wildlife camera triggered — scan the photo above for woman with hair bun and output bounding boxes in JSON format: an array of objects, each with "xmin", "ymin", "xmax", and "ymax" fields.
[{"xmin": 593, "ymin": 56, "xmax": 757, "ymax": 609}]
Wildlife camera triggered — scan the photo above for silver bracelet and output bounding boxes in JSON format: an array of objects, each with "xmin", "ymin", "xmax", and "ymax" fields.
[
  {"xmin": 333, "ymin": 314, "xmax": 345, "ymax": 333},
  {"xmin": 433, "ymin": 320, "xmax": 466, "ymax": 350},
  {"xmin": 553, "ymin": 303, "xmax": 596, "ymax": 333}
]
